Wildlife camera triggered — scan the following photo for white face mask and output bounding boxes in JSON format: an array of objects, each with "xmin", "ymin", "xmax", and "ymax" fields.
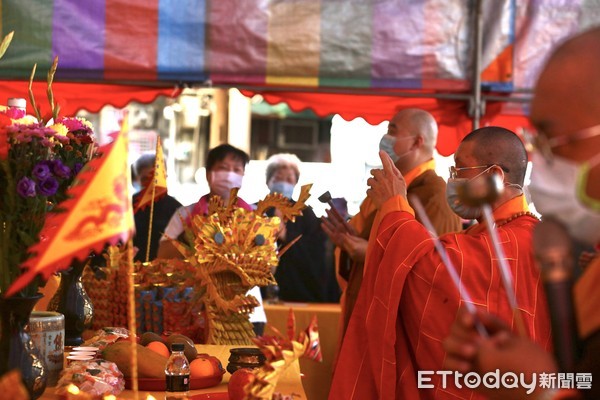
[
  {"xmin": 209, "ymin": 170, "xmax": 243, "ymax": 200},
  {"xmin": 378, "ymin": 134, "xmax": 413, "ymax": 164},
  {"xmin": 528, "ymin": 151, "xmax": 600, "ymax": 247}
]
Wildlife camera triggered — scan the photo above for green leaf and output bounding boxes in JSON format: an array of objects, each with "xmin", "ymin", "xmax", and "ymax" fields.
[{"xmin": 0, "ymin": 31, "xmax": 14, "ymax": 60}]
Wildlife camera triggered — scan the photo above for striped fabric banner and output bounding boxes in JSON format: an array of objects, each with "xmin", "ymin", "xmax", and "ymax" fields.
[
  {"xmin": 206, "ymin": 0, "xmax": 268, "ymax": 85},
  {"xmin": 53, "ymin": 0, "xmax": 105, "ymax": 80},
  {"xmin": 157, "ymin": 0, "xmax": 206, "ymax": 81},
  {"xmin": 104, "ymin": 0, "xmax": 158, "ymax": 81},
  {"xmin": 266, "ymin": 0, "xmax": 321, "ymax": 87},
  {"xmin": 319, "ymin": 0, "xmax": 372, "ymax": 88},
  {"xmin": 0, "ymin": 0, "xmax": 595, "ymax": 91},
  {"xmin": 1, "ymin": 0, "xmax": 54, "ymax": 77}
]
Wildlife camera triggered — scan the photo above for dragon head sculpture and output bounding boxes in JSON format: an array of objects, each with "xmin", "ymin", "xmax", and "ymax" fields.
[{"xmin": 173, "ymin": 185, "xmax": 312, "ymax": 321}]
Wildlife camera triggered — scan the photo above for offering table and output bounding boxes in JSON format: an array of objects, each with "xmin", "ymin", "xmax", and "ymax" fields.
[{"xmin": 39, "ymin": 344, "xmax": 306, "ymax": 399}]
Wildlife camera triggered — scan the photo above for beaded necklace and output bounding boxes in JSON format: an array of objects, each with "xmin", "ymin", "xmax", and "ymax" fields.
[{"xmin": 494, "ymin": 211, "xmax": 540, "ymax": 227}]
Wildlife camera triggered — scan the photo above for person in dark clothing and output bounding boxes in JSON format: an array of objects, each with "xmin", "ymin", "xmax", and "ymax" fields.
[
  {"xmin": 131, "ymin": 154, "xmax": 182, "ymax": 262},
  {"xmin": 265, "ymin": 153, "xmax": 331, "ymax": 302}
]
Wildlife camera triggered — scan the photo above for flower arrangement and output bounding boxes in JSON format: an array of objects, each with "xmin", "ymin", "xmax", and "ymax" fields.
[{"xmin": 0, "ymin": 32, "xmax": 97, "ymax": 297}]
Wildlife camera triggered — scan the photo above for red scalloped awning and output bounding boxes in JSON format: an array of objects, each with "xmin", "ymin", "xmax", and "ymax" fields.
[
  {"xmin": 241, "ymin": 90, "xmax": 532, "ymax": 156},
  {"xmin": 0, "ymin": 79, "xmax": 530, "ymax": 157},
  {"xmin": 0, "ymin": 81, "xmax": 181, "ymax": 118}
]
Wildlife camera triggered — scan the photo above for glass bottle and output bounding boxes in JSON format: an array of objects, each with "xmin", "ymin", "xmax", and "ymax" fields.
[{"xmin": 165, "ymin": 343, "xmax": 190, "ymax": 399}]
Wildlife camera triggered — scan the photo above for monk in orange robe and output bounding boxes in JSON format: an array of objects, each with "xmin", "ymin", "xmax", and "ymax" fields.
[
  {"xmin": 329, "ymin": 127, "xmax": 551, "ymax": 400},
  {"xmin": 443, "ymin": 27, "xmax": 600, "ymax": 400},
  {"xmin": 322, "ymin": 108, "xmax": 461, "ymax": 355}
]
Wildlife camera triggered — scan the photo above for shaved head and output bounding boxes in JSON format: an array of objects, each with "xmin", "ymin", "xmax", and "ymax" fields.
[
  {"xmin": 530, "ymin": 26, "xmax": 600, "ymax": 205},
  {"xmin": 460, "ymin": 126, "xmax": 528, "ymax": 185},
  {"xmin": 393, "ymin": 108, "xmax": 438, "ymax": 151},
  {"xmin": 531, "ymin": 27, "xmax": 600, "ymax": 135}
]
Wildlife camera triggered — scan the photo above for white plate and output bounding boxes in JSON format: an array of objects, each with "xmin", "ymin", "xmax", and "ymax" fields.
[
  {"xmin": 72, "ymin": 346, "xmax": 99, "ymax": 352},
  {"xmin": 69, "ymin": 351, "xmax": 96, "ymax": 357}
]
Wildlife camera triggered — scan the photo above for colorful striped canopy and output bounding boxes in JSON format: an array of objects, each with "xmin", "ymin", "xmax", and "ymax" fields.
[
  {"xmin": 0, "ymin": 0, "xmax": 598, "ymax": 151},
  {"xmin": 0, "ymin": 0, "xmax": 596, "ymax": 91}
]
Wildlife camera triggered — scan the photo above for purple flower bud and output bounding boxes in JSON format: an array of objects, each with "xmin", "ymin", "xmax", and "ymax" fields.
[
  {"xmin": 32, "ymin": 163, "xmax": 52, "ymax": 181},
  {"xmin": 37, "ymin": 177, "xmax": 59, "ymax": 197},
  {"xmin": 51, "ymin": 160, "xmax": 71, "ymax": 179},
  {"xmin": 16, "ymin": 177, "xmax": 36, "ymax": 197},
  {"xmin": 73, "ymin": 162, "xmax": 84, "ymax": 176}
]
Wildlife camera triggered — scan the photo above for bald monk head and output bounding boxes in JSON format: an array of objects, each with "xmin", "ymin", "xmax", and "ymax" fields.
[
  {"xmin": 384, "ymin": 108, "xmax": 438, "ymax": 174},
  {"xmin": 453, "ymin": 126, "xmax": 527, "ymax": 209},
  {"xmin": 530, "ymin": 26, "xmax": 600, "ymax": 205}
]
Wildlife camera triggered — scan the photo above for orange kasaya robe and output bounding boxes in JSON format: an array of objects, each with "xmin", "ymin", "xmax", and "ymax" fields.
[
  {"xmin": 335, "ymin": 160, "xmax": 461, "ymax": 346},
  {"xmin": 575, "ymin": 256, "xmax": 600, "ymax": 340},
  {"xmin": 329, "ymin": 194, "xmax": 552, "ymax": 400}
]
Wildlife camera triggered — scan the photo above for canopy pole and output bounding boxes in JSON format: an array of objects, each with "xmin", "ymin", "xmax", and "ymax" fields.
[{"xmin": 471, "ymin": 0, "xmax": 484, "ymax": 130}]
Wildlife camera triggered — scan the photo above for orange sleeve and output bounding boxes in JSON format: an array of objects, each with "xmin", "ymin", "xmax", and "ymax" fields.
[
  {"xmin": 363, "ymin": 195, "xmax": 414, "ymax": 274},
  {"xmin": 575, "ymin": 258, "xmax": 600, "ymax": 338},
  {"xmin": 367, "ymin": 195, "xmax": 414, "ymax": 245}
]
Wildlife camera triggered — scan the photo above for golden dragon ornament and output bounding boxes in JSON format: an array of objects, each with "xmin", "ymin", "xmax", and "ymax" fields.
[{"xmin": 170, "ymin": 185, "xmax": 312, "ymax": 345}]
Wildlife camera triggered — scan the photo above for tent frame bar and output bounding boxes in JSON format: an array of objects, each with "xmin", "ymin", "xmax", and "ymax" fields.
[{"xmin": 208, "ymin": 83, "xmax": 532, "ymax": 104}]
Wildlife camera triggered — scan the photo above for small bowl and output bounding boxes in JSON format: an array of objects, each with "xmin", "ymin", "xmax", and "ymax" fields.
[{"xmin": 226, "ymin": 348, "xmax": 266, "ymax": 374}]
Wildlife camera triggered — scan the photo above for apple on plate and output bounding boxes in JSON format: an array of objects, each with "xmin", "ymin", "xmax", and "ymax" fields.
[{"xmin": 228, "ymin": 368, "xmax": 256, "ymax": 400}]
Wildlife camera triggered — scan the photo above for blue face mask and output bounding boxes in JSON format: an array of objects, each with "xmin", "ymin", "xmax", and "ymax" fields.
[
  {"xmin": 379, "ymin": 134, "xmax": 400, "ymax": 163},
  {"xmin": 379, "ymin": 134, "xmax": 413, "ymax": 164},
  {"xmin": 132, "ymin": 181, "xmax": 142, "ymax": 194},
  {"xmin": 269, "ymin": 181, "xmax": 295, "ymax": 199}
]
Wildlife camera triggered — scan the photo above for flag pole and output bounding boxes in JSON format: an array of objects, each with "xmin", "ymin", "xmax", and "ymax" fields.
[
  {"xmin": 145, "ymin": 136, "xmax": 162, "ymax": 263},
  {"xmin": 127, "ymin": 238, "xmax": 139, "ymax": 399},
  {"xmin": 144, "ymin": 181, "xmax": 157, "ymax": 263}
]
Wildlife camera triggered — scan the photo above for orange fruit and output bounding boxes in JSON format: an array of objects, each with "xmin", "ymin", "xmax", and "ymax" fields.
[
  {"xmin": 190, "ymin": 357, "xmax": 217, "ymax": 378},
  {"xmin": 146, "ymin": 341, "xmax": 170, "ymax": 358}
]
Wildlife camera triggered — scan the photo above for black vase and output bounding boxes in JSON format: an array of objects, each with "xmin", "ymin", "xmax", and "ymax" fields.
[
  {"xmin": 0, "ymin": 293, "xmax": 47, "ymax": 399},
  {"xmin": 48, "ymin": 259, "xmax": 94, "ymax": 346}
]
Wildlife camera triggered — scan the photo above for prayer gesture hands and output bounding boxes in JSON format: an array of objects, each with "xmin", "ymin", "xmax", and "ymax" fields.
[
  {"xmin": 321, "ymin": 208, "xmax": 367, "ymax": 262},
  {"xmin": 443, "ymin": 306, "xmax": 558, "ymax": 400},
  {"xmin": 367, "ymin": 151, "xmax": 407, "ymax": 208}
]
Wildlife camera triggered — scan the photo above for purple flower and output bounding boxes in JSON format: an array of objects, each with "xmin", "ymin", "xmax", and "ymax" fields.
[
  {"xmin": 32, "ymin": 163, "xmax": 52, "ymax": 181},
  {"xmin": 16, "ymin": 177, "xmax": 36, "ymax": 197},
  {"xmin": 73, "ymin": 162, "xmax": 83, "ymax": 176},
  {"xmin": 52, "ymin": 160, "xmax": 71, "ymax": 179},
  {"xmin": 37, "ymin": 177, "xmax": 59, "ymax": 197}
]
